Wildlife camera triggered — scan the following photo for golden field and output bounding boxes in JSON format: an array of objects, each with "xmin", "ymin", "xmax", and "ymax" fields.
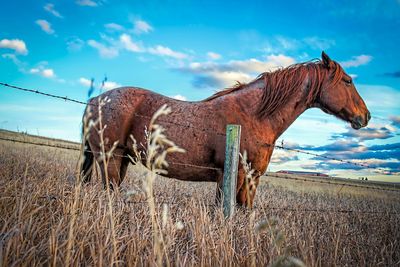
[{"xmin": 0, "ymin": 130, "xmax": 399, "ymax": 266}]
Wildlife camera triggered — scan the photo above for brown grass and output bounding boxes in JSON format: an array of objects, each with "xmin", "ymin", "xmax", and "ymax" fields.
[{"xmin": 1, "ymin": 133, "xmax": 400, "ymax": 266}]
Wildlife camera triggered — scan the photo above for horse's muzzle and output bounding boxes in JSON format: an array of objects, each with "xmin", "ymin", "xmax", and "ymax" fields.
[{"xmin": 351, "ymin": 111, "xmax": 370, "ymax": 129}]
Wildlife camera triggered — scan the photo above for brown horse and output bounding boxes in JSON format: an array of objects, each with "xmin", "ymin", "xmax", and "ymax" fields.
[{"xmin": 81, "ymin": 52, "xmax": 370, "ymax": 206}]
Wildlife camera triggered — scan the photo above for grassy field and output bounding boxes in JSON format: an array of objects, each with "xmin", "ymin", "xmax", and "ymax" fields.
[{"xmin": 1, "ymin": 130, "xmax": 400, "ymax": 266}]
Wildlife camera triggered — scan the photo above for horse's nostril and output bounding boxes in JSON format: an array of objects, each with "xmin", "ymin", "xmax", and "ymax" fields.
[{"xmin": 366, "ymin": 111, "xmax": 371, "ymax": 122}]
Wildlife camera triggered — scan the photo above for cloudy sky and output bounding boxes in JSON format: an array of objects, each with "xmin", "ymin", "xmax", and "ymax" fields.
[{"xmin": 0, "ymin": 0, "xmax": 399, "ymax": 181}]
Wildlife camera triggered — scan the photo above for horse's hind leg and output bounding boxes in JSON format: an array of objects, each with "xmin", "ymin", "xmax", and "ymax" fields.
[
  {"xmin": 119, "ymin": 156, "xmax": 130, "ymax": 183},
  {"xmin": 81, "ymin": 141, "xmax": 94, "ymax": 183},
  {"xmin": 98, "ymin": 156, "xmax": 123, "ymax": 190}
]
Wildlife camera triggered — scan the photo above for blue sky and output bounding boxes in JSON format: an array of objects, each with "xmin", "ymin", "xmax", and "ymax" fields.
[{"xmin": 0, "ymin": 0, "xmax": 399, "ymax": 181}]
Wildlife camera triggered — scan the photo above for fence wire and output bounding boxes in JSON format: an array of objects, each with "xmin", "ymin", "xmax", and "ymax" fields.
[
  {"xmin": 0, "ymin": 82, "xmax": 397, "ymax": 176},
  {"xmin": 1, "ymin": 135, "xmax": 399, "ymax": 193}
]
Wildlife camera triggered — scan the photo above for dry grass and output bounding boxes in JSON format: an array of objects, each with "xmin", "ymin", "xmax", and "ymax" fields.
[{"xmin": 1, "ymin": 132, "xmax": 400, "ymax": 266}]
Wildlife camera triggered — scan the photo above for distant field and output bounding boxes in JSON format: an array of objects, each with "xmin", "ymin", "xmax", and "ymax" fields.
[{"xmin": 1, "ymin": 129, "xmax": 400, "ymax": 266}]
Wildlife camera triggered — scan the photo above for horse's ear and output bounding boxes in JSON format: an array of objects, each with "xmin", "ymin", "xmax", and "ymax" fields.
[{"xmin": 321, "ymin": 51, "xmax": 333, "ymax": 68}]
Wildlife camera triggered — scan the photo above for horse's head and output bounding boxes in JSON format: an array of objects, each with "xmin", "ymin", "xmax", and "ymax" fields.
[{"xmin": 315, "ymin": 51, "xmax": 370, "ymax": 129}]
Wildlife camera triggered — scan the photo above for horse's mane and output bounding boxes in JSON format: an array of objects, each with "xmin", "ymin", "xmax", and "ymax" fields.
[{"xmin": 204, "ymin": 60, "xmax": 344, "ymax": 119}]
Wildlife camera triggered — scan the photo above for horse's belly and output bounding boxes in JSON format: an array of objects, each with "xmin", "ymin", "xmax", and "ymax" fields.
[{"xmin": 165, "ymin": 165, "xmax": 219, "ymax": 182}]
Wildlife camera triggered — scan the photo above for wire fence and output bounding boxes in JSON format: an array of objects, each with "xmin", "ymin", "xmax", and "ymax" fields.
[
  {"xmin": 0, "ymin": 82, "xmax": 398, "ymax": 177},
  {"xmin": 1, "ymin": 135, "xmax": 399, "ymax": 194}
]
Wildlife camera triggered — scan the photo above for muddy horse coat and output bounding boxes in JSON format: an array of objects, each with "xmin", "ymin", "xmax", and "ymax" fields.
[{"xmin": 81, "ymin": 52, "xmax": 370, "ymax": 206}]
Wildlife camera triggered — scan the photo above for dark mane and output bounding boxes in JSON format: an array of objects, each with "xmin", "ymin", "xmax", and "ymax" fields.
[{"xmin": 204, "ymin": 60, "xmax": 344, "ymax": 119}]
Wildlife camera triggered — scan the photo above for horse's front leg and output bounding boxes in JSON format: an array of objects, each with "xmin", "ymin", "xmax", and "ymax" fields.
[{"xmin": 236, "ymin": 170, "xmax": 261, "ymax": 208}]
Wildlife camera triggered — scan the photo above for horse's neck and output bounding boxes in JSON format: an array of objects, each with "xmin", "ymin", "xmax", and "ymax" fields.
[
  {"xmin": 269, "ymin": 94, "xmax": 309, "ymax": 139},
  {"xmin": 235, "ymin": 77, "xmax": 310, "ymax": 143}
]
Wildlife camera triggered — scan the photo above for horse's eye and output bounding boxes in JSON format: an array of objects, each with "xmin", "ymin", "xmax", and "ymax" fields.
[{"xmin": 344, "ymin": 79, "xmax": 352, "ymax": 86}]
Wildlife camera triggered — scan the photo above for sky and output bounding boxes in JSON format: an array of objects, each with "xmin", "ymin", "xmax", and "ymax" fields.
[{"xmin": 0, "ymin": 0, "xmax": 399, "ymax": 181}]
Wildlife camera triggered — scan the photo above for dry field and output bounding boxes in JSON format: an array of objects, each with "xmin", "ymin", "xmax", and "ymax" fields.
[{"xmin": 1, "ymin": 130, "xmax": 400, "ymax": 266}]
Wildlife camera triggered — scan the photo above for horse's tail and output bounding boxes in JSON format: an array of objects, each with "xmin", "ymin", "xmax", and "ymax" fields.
[{"xmin": 81, "ymin": 140, "xmax": 93, "ymax": 183}]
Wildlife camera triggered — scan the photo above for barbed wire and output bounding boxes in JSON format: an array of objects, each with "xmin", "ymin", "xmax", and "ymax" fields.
[
  {"xmin": 0, "ymin": 82, "xmax": 89, "ymax": 105},
  {"xmin": 0, "ymin": 82, "xmax": 226, "ymax": 138},
  {"xmin": 2, "ymin": 135, "xmax": 399, "ymax": 193},
  {"xmin": 0, "ymin": 136, "xmax": 221, "ymax": 171},
  {"xmin": 0, "ymin": 82, "xmax": 397, "ymax": 176},
  {"xmin": 273, "ymin": 144, "xmax": 395, "ymax": 175}
]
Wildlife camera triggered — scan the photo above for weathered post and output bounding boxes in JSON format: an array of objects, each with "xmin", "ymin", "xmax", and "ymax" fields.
[{"xmin": 222, "ymin": 124, "xmax": 241, "ymax": 218}]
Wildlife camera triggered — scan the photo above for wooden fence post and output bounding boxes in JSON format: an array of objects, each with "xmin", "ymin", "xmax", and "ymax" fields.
[{"xmin": 222, "ymin": 124, "xmax": 241, "ymax": 218}]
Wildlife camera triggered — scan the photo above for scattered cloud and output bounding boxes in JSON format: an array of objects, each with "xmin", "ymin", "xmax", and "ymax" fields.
[
  {"xmin": 303, "ymin": 37, "xmax": 336, "ymax": 50},
  {"xmin": 29, "ymin": 66, "xmax": 56, "ymax": 78},
  {"xmin": 262, "ymin": 35, "xmax": 335, "ymax": 54},
  {"xmin": 133, "ymin": 19, "xmax": 153, "ymax": 34},
  {"xmin": 87, "ymin": 31, "xmax": 188, "ymax": 62},
  {"xmin": 207, "ymin": 52, "xmax": 221, "ymax": 60},
  {"xmin": 76, "ymin": 0, "xmax": 100, "ymax": 7},
  {"xmin": 148, "ymin": 45, "xmax": 188, "ymax": 59},
  {"xmin": 44, "ymin": 3, "xmax": 63, "ymax": 18},
  {"xmin": 119, "ymin": 34, "xmax": 142, "ymax": 52},
  {"xmin": 357, "ymin": 84, "xmax": 400, "ymax": 112},
  {"xmin": 178, "ymin": 54, "xmax": 295, "ymax": 88},
  {"xmin": 270, "ymin": 149, "xmax": 299, "ymax": 164},
  {"xmin": 275, "ymin": 36, "xmax": 299, "ymax": 51},
  {"xmin": 279, "ymin": 119, "xmax": 400, "ymax": 174},
  {"xmin": 79, "ymin": 77, "xmax": 120, "ymax": 91},
  {"xmin": 389, "ymin": 115, "xmax": 400, "ymax": 128},
  {"xmin": 88, "ymin": 39, "xmax": 119, "ymax": 58},
  {"xmin": 102, "ymin": 81, "xmax": 121, "ymax": 90},
  {"xmin": 26, "ymin": 62, "xmax": 64, "ymax": 82},
  {"xmin": 105, "ymin": 23, "xmax": 124, "ymax": 32},
  {"xmin": 171, "ymin": 94, "xmax": 187, "ymax": 101},
  {"xmin": 340, "ymin": 54, "xmax": 372, "ymax": 68},
  {"xmin": 1, "ymin": 53, "xmax": 26, "ymax": 71},
  {"xmin": 0, "ymin": 38, "xmax": 28, "ymax": 55},
  {"xmin": 78, "ymin": 77, "xmax": 92, "ymax": 87},
  {"xmin": 332, "ymin": 124, "xmax": 396, "ymax": 141},
  {"xmin": 66, "ymin": 37, "xmax": 84, "ymax": 52},
  {"xmin": 35, "ymin": 19, "xmax": 55, "ymax": 35},
  {"xmin": 382, "ymin": 71, "xmax": 400, "ymax": 78}
]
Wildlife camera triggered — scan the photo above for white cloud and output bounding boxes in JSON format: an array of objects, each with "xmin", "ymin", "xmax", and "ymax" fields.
[
  {"xmin": 148, "ymin": 45, "xmax": 188, "ymax": 59},
  {"xmin": 303, "ymin": 37, "xmax": 335, "ymax": 50},
  {"xmin": 119, "ymin": 34, "xmax": 142, "ymax": 52},
  {"xmin": 76, "ymin": 0, "xmax": 99, "ymax": 6},
  {"xmin": 0, "ymin": 39, "xmax": 28, "ymax": 55},
  {"xmin": 207, "ymin": 52, "xmax": 221, "ymax": 60},
  {"xmin": 88, "ymin": 40, "xmax": 119, "ymax": 58},
  {"xmin": 105, "ymin": 23, "xmax": 124, "ymax": 31},
  {"xmin": 79, "ymin": 77, "xmax": 92, "ymax": 87},
  {"xmin": 358, "ymin": 84, "xmax": 400, "ymax": 111},
  {"xmin": 180, "ymin": 54, "xmax": 296, "ymax": 88},
  {"xmin": 340, "ymin": 55, "xmax": 372, "ymax": 68},
  {"xmin": 133, "ymin": 19, "xmax": 153, "ymax": 34},
  {"xmin": 275, "ymin": 36, "xmax": 299, "ymax": 51},
  {"xmin": 79, "ymin": 77, "xmax": 120, "ymax": 90},
  {"xmin": 66, "ymin": 37, "xmax": 84, "ymax": 52},
  {"xmin": 262, "ymin": 35, "xmax": 335, "ymax": 54},
  {"xmin": 35, "ymin": 19, "xmax": 55, "ymax": 35},
  {"xmin": 44, "ymin": 3, "xmax": 63, "ymax": 18},
  {"xmin": 102, "ymin": 81, "xmax": 121, "ymax": 90},
  {"xmin": 171, "ymin": 94, "xmax": 187, "ymax": 101},
  {"xmin": 29, "ymin": 66, "xmax": 56, "ymax": 78},
  {"xmin": 2, "ymin": 53, "xmax": 26, "ymax": 71}
]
